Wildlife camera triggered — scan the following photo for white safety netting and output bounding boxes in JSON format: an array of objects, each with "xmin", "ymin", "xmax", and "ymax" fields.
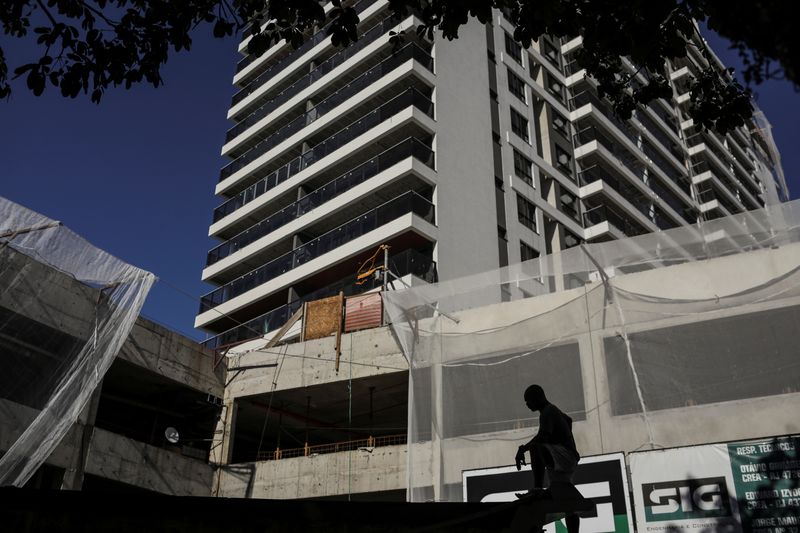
[
  {"xmin": 0, "ymin": 197, "xmax": 155, "ymax": 486},
  {"xmin": 384, "ymin": 200, "xmax": 800, "ymax": 502}
]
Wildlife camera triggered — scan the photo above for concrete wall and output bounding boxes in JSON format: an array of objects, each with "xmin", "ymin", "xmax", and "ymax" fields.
[
  {"xmin": 0, "ymin": 399, "xmax": 213, "ymax": 495},
  {"xmin": 215, "ymin": 242, "xmax": 800, "ymax": 499},
  {"xmin": 432, "ymin": 19, "xmax": 501, "ymax": 281},
  {"xmin": 225, "ymin": 326, "xmax": 407, "ymax": 401},
  {"xmin": 1, "ymin": 248, "xmax": 222, "ymax": 494},
  {"xmin": 120, "ymin": 317, "xmax": 223, "ymax": 399},
  {"xmin": 216, "ymin": 442, "xmax": 417, "ymax": 499},
  {"xmin": 84, "ymin": 428, "xmax": 213, "ymax": 496}
]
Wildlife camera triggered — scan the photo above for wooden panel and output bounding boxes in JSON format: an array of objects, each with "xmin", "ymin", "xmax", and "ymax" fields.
[
  {"xmin": 303, "ymin": 295, "xmax": 343, "ymax": 341},
  {"xmin": 344, "ymin": 293, "xmax": 383, "ymax": 332}
]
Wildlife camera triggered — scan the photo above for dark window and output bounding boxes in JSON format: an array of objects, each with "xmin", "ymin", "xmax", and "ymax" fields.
[
  {"xmin": 545, "ymin": 72, "xmax": 565, "ymax": 103},
  {"xmin": 563, "ymin": 229, "xmax": 581, "ymax": 248},
  {"xmin": 555, "ymin": 144, "xmax": 573, "ymax": 176},
  {"xmin": 510, "ymin": 108, "xmax": 529, "ymax": 142},
  {"xmin": 542, "ymin": 40, "xmax": 562, "ymax": 70},
  {"xmin": 520, "ymin": 241, "xmax": 540, "ymax": 262},
  {"xmin": 505, "ymin": 32, "xmax": 523, "ymax": 64},
  {"xmin": 516, "ymin": 194, "xmax": 538, "ymax": 232},
  {"xmin": 507, "ymin": 69, "xmax": 526, "ymax": 101},
  {"xmin": 560, "ymin": 189, "xmax": 580, "ymax": 222},
  {"xmin": 551, "ymin": 111, "xmax": 569, "ymax": 138},
  {"xmin": 513, "ymin": 149, "xmax": 533, "ymax": 186}
]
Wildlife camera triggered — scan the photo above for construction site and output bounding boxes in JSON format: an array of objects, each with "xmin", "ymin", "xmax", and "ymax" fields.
[{"xmin": 3, "ymin": 193, "xmax": 800, "ymax": 532}]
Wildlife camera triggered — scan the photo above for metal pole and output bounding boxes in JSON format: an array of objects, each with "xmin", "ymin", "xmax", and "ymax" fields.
[{"xmin": 382, "ymin": 245, "xmax": 389, "ymax": 292}]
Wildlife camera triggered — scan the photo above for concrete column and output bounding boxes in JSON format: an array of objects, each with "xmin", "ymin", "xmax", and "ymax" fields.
[
  {"xmin": 209, "ymin": 400, "xmax": 238, "ymax": 466},
  {"xmin": 60, "ymin": 385, "xmax": 102, "ymax": 490}
]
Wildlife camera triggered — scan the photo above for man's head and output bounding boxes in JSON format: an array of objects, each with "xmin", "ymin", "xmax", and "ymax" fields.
[{"xmin": 524, "ymin": 384, "xmax": 548, "ymax": 411}]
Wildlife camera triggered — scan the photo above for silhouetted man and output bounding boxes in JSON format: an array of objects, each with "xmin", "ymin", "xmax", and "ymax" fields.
[{"xmin": 514, "ymin": 384, "xmax": 581, "ymax": 533}]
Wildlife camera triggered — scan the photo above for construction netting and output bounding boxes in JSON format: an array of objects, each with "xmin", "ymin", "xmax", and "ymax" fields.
[
  {"xmin": 0, "ymin": 197, "xmax": 154, "ymax": 486},
  {"xmin": 384, "ymin": 200, "xmax": 800, "ymax": 502}
]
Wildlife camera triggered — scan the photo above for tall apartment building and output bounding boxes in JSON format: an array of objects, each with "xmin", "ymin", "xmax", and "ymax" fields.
[{"xmin": 195, "ymin": 1, "xmax": 787, "ymax": 349}]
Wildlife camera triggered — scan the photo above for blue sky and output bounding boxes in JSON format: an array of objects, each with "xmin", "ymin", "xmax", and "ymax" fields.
[{"xmin": 1, "ymin": 25, "xmax": 798, "ymax": 342}]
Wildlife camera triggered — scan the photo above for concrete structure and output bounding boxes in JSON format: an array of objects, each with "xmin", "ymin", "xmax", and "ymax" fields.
[
  {"xmin": 0, "ymin": 245, "xmax": 224, "ymax": 494},
  {"xmin": 196, "ymin": 4, "xmax": 786, "ymax": 350},
  {"xmin": 210, "ymin": 240, "xmax": 800, "ymax": 501}
]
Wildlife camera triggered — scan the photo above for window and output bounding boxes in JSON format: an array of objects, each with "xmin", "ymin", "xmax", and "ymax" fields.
[
  {"xmin": 517, "ymin": 194, "xmax": 538, "ymax": 232},
  {"xmin": 545, "ymin": 72, "xmax": 565, "ymax": 104},
  {"xmin": 520, "ymin": 241, "xmax": 540, "ymax": 262},
  {"xmin": 513, "ymin": 149, "xmax": 533, "ymax": 186},
  {"xmin": 563, "ymin": 230, "xmax": 581, "ymax": 249},
  {"xmin": 551, "ymin": 111, "xmax": 569, "ymax": 138},
  {"xmin": 560, "ymin": 189, "xmax": 580, "ymax": 222},
  {"xmin": 543, "ymin": 40, "xmax": 562, "ymax": 70},
  {"xmin": 507, "ymin": 69, "xmax": 526, "ymax": 102},
  {"xmin": 505, "ymin": 32, "xmax": 522, "ymax": 64},
  {"xmin": 510, "ymin": 108, "xmax": 529, "ymax": 142},
  {"xmin": 555, "ymin": 144, "xmax": 573, "ymax": 176}
]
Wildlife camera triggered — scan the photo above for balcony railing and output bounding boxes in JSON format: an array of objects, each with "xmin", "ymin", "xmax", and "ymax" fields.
[
  {"xmin": 201, "ymin": 248, "xmax": 436, "ymax": 350},
  {"xmin": 207, "ymin": 137, "xmax": 434, "ymax": 266},
  {"xmin": 688, "ymin": 132, "xmax": 762, "ymax": 202},
  {"xmin": 573, "ymin": 125, "xmax": 645, "ymax": 179},
  {"xmin": 200, "ymin": 191, "xmax": 435, "ymax": 313},
  {"xmin": 255, "ymin": 434, "xmax": 407, "ymax": 462},
  {"xmin": 234, "ymin": 0, "xmax": 380, "ymax": 76},
  {"xmin": 214, "ymin": 87, "xmax": 433, "ymax": 223},
  {"xmin": 225, "ymin": 43, "xmax": 433, "ymax": 148},
  {"xmin": 639, "ymin": 140, "xmax": 689, "ymax": 192},
  {"xmin": 635, "ymin": 109, "xmax": 684, "ymax": 162},
  {"xmin": 231, "ymin": 13, "xmax": 403, "ymax": 115},
  {"xmin": 579, "ymin": 165, "xmax": 655, "ymax": 222},
  {"xmin": 569, "ymin": 89, "xmax": 641, "ymax": 148},
  {"xmin": 583, "ymin": 204, "xmax": 647, "ymax": 238}
]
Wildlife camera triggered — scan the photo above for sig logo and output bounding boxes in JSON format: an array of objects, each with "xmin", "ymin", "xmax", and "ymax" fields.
[{"xmin": 642, "ymin": 477, "xmax": 732, "ymax": 522}]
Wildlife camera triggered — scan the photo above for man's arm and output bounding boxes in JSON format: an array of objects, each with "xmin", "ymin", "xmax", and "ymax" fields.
[{"xmin": 515, "ymin": 409, "xmax": 554, "ymax": 469}]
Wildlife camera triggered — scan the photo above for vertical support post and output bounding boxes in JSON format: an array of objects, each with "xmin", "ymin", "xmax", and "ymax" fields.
[
  {"xmin": 382, "ymin": 245, "xmax": 390, "ymax": 292},
  {"xmin": 210, "ymin": 399, "xmax": 238, "ymax": 466},
  {"xmin": 61, "ymin": 385, "xmax": 102, "ymax": 490},
  {"xmin": 334, "ymin": 291, "xmax": 344, "ymax": 372}
]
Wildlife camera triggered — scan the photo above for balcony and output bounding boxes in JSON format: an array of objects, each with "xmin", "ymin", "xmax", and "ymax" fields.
[
  {"xmin": 225, "ymin": 43, "xmax": 433, "ymax": 153},
  {"xmin": 199, "ymin": 191, "xmax": 435, "ymax": 313},
  {"xmin": 231, "ymin": 13, "xmax": 408, "ymax": 120},
  {"xmin": 215, "ymin": 80, "xmax": 433, "ymax": 186},
  {"xmin": 583, "ymin": 203, "xmax": 648, "ymax": 238},
  {"xmin": 234, "ymin": 0, "xmax": 380, "ymax": 79},
  {"xmin": 573, "ymin": 125, "xmax": 644, "ymax": 179},
  {"xmin": 201, "ymin": 248, "xmax": 436, "ymax": 350},
  {"xmin": 570, "ymin": 89, "xmax": 642, "ymax": 149},
  {"xmin": 634, "ymin": 109, "xmax": 684, "ymax": 163},
  {"xmin": 207, "ymin": 137, "xmax": 434, "ymax": 266},
  {"xmin": 213, "ymin": 87, "xmax": 434, "ymax": 226}
]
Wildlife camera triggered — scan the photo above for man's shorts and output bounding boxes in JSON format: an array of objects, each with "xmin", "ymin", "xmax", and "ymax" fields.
[{"xmin": 541, "ymin": 444, "xmax": 579, "ymax": 483}]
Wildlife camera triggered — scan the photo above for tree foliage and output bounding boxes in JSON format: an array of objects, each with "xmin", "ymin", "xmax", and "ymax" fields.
[{"xmin": 1, "ymin": 0, "xmax": 796, "ymax": 134}]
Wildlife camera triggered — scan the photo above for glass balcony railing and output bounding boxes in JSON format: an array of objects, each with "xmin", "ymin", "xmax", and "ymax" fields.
[
  {"xmin": 573, "ymin": 125, "xmax": 645, "ymax": 179},
  {"xmin": 201, "ymin": 248, "xmax": 437, "ymax": 350},
  {"xmin": 569, "ymin": 90, "xmax": 641, "ymax": 148},
  {"xmin": 234, "ymin": 0, "xmax": 380, "ymax": 77},
  {"xmin": 207, "ymin": 137, "xmax": 434, "ymax": 266},
  {"xmin": 583, "ymin": 204, "xmax": 647, "ymax": 238},
  {"xmin": 635, "ymin": 109, "xmax": 684, "ymax": 162},
  {"xmin": 200, "ymin": 190, "xmax": 435, "ymax": 313},
  {"xmin": 214, "ymin": 87, "xmax": 434, "ymax": 223},
  {"xmin": 231, "ymin": 13, "xmax": 403, "ymax": 116},
  {"xmin": 639, "ymin": 140, "xmax": 689, "ymax": 193},
  {"xmin": 220, "ymin": 80, "xmax": 433, "ymax": 186},
  {"xmin": 226, "ymin": 41, "xmax": 433, "ymax": 155},
  {"xmin": 578, "ymin": 165, "xmax": 654, "ymax": 221}
]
